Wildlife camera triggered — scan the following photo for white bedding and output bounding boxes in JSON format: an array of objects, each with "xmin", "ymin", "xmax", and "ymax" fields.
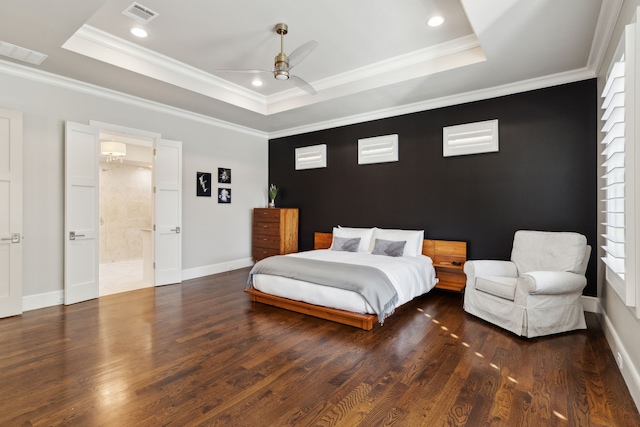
[{"xmin": 252, "ymin": 249, "xmax": 438, "ymax": 315}]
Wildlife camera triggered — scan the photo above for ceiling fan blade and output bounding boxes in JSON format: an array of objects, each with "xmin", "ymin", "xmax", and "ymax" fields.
[
  {"xmin": 287, "ymin": 40, "xmax": 319, "ymax": 70},
  {"xmin": 289, "ymin": 75, "xmax": 317, "ymax": 95}
]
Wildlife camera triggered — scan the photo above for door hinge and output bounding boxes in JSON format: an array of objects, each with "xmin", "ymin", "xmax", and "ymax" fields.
[
  {"xmin": 153, "ymin": 148, "xmax": 156, "ymax": 156},
  {"xmin": 153, "ymin": 262, "xmax": 156, "ymax": 269},
  {"xmin": 153, "ymin": 224, "xmax": 156, "ymax": 231},
  {"xmin": 153, "ymin": 187, "xmax": 156, "ymax": 194}
]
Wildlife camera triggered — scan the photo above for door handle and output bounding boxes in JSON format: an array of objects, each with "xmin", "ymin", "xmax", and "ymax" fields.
[
  {"xmin": 69, "ymin": 231, "xmax": 86, "ymax": 240},
  {"xmin": 170, "ymin": 227, "xmax": 181, "ymax": 234},
  {"xmin": 1, "ymin": 233, "xmax": 20, "ymax": 243}
]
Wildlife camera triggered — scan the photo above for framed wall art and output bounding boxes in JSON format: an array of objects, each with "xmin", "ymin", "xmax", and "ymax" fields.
[
  {"xmin": 218, "ymin": 168, "xmax": 231, "ymax": 184},
  {"xmin": 218, "ymin": 188, "xmax": 231, "ymax": 204},
  {"xmin": 196, "ymin": 172, "xmax": 211, "ymax": 197}
]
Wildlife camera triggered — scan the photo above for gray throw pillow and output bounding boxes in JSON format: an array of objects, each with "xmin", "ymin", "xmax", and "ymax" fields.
[
  {"xmin": 372, "ymin": 238, "xmax": 406, "ymax": 257},
  {"xmin": 332, "ymin": 236, "xmax": 361, "ymax": 252}
]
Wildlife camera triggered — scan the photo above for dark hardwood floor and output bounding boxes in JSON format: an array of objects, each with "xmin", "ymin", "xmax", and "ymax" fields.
[{"xmin": 1, "ymin": 268, "xmax": 638, "ymax": 426}]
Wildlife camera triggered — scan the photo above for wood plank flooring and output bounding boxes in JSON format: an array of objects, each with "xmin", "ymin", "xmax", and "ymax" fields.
[{"xmin": 0, "ymin": 268, "xmax": 638, "ymax": 426}]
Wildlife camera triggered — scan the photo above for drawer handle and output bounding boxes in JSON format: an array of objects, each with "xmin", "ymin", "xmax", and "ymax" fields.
[
  {"xmin": 263, "ymin": 238, "xmax": 268, "ymax": 241},
  {"xmin": 263, "ymin": 225, "xmax": 268, "ymax": 228}
]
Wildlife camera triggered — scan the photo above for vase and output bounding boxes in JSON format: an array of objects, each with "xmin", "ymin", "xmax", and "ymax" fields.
[{"xmin": 268, "ymin": 200, "xmax": 275, "ymax": 208}]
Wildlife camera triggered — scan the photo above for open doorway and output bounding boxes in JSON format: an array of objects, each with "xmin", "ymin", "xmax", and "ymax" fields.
[
  {"xmin": 98, "ymin": 131, "xmax": 153, "ymax": 296},
  {"xmin": 65, "ymin": 120, "xmax": 182, "ymax": 304}
]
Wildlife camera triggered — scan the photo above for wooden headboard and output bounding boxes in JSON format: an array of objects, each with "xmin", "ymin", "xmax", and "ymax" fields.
[{"xmin": 313, "ymin": 231, "xmax": 467, "ymax": 291}]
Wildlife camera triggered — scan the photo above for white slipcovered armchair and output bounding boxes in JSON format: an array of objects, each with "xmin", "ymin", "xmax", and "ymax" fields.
[{"xmin": 463, "ymin": 230, "xmax": 591, "ymax": 338}]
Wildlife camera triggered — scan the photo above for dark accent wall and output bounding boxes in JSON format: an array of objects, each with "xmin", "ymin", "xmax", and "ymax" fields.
[{"xmin": 269, "ymin": 79, "xmax": 598, "ymax": 295}]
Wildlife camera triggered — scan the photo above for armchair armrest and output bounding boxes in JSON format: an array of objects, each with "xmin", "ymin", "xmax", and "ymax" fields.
[
  {"xmin": 464, "ymin": 260, "xmax": 518, "ymax": 286},
  {"xmin": 519, "ymin": 271, "xmax": 587, "ymax": 295}
]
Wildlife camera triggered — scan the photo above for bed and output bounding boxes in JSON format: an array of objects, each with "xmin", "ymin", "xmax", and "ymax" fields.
[{"xmin": 245, "ymin": 227, "xmax": 467, "ymax": 330}]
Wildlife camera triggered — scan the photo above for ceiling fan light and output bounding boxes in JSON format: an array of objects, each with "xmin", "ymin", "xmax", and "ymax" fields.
[{"xmin": 274, "ymin": 70, "xmax": 289, "ymax": 80}]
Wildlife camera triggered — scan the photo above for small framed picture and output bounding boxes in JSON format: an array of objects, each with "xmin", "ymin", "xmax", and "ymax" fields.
[
  {"xmin": 218, "ymin": 168, "xmax": 231, "ymax": 184},
  {"xmin": 218, "ymin": 188, "xmax": 231, "ymax": 204},
  {"xmin": 196, "ymin": 172, "xmax": 211, "ymax": 197}
]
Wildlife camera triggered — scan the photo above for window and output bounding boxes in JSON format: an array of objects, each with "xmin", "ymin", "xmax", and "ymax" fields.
[{"xmin": 601, "ymin": 22, "xmax": 638, "ymax": 314}]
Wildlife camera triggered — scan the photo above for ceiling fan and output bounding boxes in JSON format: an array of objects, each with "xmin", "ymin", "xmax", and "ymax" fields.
[{"xmin": 215, "ymin": 23, "xmax": 319, "ymax": 95}]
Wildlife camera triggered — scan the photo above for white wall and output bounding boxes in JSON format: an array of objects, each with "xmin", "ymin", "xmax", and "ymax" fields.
[
  {"xmin": 0, "ymin": 68, "xmax": 268, "ymax": 304},
  {"xmin": 597, "ymin": 0, "xmax": 640, "ymax": 410}
]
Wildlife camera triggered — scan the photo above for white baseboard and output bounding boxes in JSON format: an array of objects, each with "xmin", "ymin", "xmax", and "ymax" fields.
[
  {"xmin": 180, "ymin": 257, "xmax": 254, "ymax": 281},
  {"xmin": 23, "ymin": 290, "xmax": 63, "ymax": 312},
  {"xmin": 581, "ymin": 295, "xmax": 601, "ymax": 313},
  {"xmin": 599, "ymin": 309, "xmax": 640, "ymax": 412}
]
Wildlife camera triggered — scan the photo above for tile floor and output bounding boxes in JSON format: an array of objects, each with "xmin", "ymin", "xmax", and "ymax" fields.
[{"xmin": 99, "ymin": 259, "xmax": 153, "ymax": 296}]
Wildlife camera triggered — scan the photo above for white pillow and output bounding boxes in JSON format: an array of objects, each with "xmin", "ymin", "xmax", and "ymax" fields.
[
  {"xmin": 370, "ymin": 228, "xmax": 424, "ymax": 257},
  {"xmin": 331, "ymin": 226, "xmax": 374, "ymax": 252}
]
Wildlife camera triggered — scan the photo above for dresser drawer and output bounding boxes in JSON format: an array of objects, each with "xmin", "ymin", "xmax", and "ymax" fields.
[
  {"xmin": 253, "ymin": 208, "xmax": 281, "ymax": 223},
  {"xmin": 253, "ymin": 247, "xmax": 280, "ymax": 261},
  {"xmin": 253, "ymin": 222, "xmax": 281, "ymax": 236},
  {"xmin": 252, "ymin": 235, "xmax": 280, "ymax": 250}
]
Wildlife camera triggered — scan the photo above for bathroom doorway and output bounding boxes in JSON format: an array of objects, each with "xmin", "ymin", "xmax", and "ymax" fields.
[{"xmin": 98, "ymin": 131, "xmax": 154, "ymax": 296}]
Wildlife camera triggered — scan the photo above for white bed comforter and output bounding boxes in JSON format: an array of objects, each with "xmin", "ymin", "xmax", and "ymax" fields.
[{"xmin": 251, "ymin": 249, "xmax": 438, "ymax": 315}]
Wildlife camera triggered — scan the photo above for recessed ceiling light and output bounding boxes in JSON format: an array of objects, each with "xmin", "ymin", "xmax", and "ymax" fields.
[
  {"xmin": 427, "ymin": 16, "xmax": 445, "ymax": 27},
  {"xmin": 252, "ymin": 79, "xmax": 263, "ymax": 87},
  {"xmin": 130, "ymin": 27, "xmax": 148, "ymax": 38}
]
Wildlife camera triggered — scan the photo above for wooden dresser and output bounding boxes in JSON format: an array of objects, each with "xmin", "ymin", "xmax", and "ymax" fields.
[{"xmin": 252, "ymin": 208, "xmax": 299, "ymax": 261}]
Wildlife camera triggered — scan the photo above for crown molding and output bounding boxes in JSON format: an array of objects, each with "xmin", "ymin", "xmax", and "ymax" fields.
[
  {"xmin": 587, "ymin": 0, "xmax": 624, "ymax": 76},
  {"xmin": 62, "ymin": 25, "xmax": 486, "ymax": 117},
  {"xmin": 269, "ymin": 67, "xmax": 596, "ymax": 140},
  {"xmin": 62, "ymin": 25, "xmax": 269, "ymax": 114},
  {"xmin": 0, "ymin": 59, "xmax": 267, "ymax": 138},
  {"xmin": 0, "ymin": 50, "xmax": 597, "ymax": 143}
]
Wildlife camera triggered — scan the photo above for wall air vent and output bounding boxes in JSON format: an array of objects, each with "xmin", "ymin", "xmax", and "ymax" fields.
[
  {"xmin": 443, "ymin": 119, "xmax": 499, "ymax": 157},
  {"xmin": 122, "ymin": 2, "xmax": 159, "ymax": 24},
  {"xmin": 358, "ymin": 134, "xmax": 398, "ymax": 164},
  {"xmin": 0, "ymin": 41, "xmax": 47, "ymax": 65},
  {"xmin": 295, "ymin": 144, "xmax": 327, "ymax": 170}
]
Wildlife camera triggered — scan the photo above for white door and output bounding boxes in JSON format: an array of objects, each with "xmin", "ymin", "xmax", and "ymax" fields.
[
  {"xmin": 0, "ymin": 109, "xmax": 23, "ymax": 318},
  {"xmin": 64, "ymin": 121, "xmax": 99, "ymax": 304},
  {"xmin": 154, "ymin": 139, "xmax": 182, "ymax": 286}
]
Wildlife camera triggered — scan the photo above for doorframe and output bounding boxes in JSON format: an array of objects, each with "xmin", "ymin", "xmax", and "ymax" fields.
[
  {"xmin": 90, "ymin": 120, "xmax": 161, "ymax": 291},
  {"xmin": 90, "ymin": 121, "xmax": 161, "ymax": 142}
]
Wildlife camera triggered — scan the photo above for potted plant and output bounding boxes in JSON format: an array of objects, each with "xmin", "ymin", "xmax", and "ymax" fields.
[{"xmin": 268, "ymin": 184, "xmax": 278, "ymax": 208}]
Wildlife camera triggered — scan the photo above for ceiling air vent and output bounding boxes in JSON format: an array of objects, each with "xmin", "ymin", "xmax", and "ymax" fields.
[
  {"xmin": 0, "ymin": 41, "xmax": 47, "ymax": 65},
  {"xmin": 122, "ymin": 2, "xmax": 159, "ymax": 24}
]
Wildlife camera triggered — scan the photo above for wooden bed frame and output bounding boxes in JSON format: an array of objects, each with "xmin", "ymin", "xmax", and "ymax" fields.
[{"xmin": 245, "ymin": 232, "xmax": 467, "ymax": 330}]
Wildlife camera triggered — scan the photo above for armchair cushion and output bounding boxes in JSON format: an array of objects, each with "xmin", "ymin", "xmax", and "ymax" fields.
[
  {"xmin": 464, "ymin": 260, "xmax": 518, "ymax": 280},
  {"xmin": 511, "ymin": 230, "xmax": 587, "ymax": 274},
  {"xmin": 475, "ymin": 276, "xmax": 517, "ymax": 301},
  {"xmin": 520, "ymin": 271, "xmax": 587, "ymax": 295}
]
